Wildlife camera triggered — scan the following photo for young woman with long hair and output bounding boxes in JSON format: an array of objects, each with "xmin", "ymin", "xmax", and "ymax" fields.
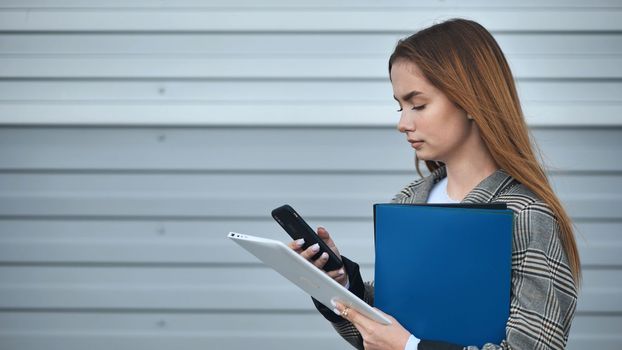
[{"xmin": 289, "ymin": 18, "xmax": 580, "ymax": 350}]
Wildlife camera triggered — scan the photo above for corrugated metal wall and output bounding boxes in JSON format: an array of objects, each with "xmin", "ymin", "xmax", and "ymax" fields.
[{"xmin": 0, "ymin": 1, "xmax": 621, "ymax": 349}]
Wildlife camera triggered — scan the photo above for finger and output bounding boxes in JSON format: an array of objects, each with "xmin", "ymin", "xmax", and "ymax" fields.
[
  {"xmin": 300, "ymin": 243, "xmax": 321, "ymax": 260},
  {"xmin": 317, "ymin": 226, "xmax": 330, "ymax": 239},
  {"xmin": 373, "ymin": 307, "xmax": 387, "ymax": 315},
  {"xmin": 326, "ymin": 267, "xmax": 347, "ymax": 282},
  {"xmin": 317, "ymin": 227, "xmax": 334, "ymax": 245},
  {"xmin": 287, "ymin": 238, "xmax": 305, "ymax": 253},
  {"xmin": 317, "ymin": 227, "xmax": 339, "ymax": 252},
  {"xmin": 313, "ymin": 252, "xmax": 329, "ymax": 269},
  {"xmin": 334, "ymin": 302, "xmax": 373, "ymax": 333},
  {"xmin": 336, "ymin": 303, "xmax": 370, "ymax": 338},
  {"xmin": 333, "ymin": 302, "xmax": 357, "ymax": 324},
  {"xmin": 332, "ymin": 301, "xmax": 346, "ymax": 317}
]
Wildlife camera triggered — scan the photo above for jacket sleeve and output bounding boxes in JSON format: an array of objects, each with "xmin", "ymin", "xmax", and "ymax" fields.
[
  {"xmin": 311, "ymin": 255, "xmax": 370, "ymax": 349},
  {"xmin": 426, "ymin": 203, "xmax": 579, "ymax": 350}
]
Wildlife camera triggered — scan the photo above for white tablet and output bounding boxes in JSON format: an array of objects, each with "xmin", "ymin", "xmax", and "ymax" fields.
[{"xmin": 227, "ymin": 232, "xmax": 391, "ymax": 325}]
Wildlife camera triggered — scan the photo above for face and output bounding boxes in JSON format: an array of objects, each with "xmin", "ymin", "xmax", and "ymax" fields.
[{"xmin": 390, "ymin": 60, "xmax": 475, "ymax": 163}]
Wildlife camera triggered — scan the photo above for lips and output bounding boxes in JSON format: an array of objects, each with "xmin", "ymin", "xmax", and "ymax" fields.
[{"xmin": 408, "ymin": 139, "xmax": 424, "ymax": 150}]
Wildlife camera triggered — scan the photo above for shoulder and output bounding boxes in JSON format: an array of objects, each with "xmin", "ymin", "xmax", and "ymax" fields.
[
  {"xmin": 496, "ymin": 181, "xmax": 567, "ymax": 261},
  {"xmin": 495, "ymin": 180, "xmax": 545, "ymax": 212},
  {"xmin": 391, "ymin": 175, "xmax": 430, "ymax": 203},
  {"xmin": 496, "ymin": 181, "xmax": 557, "ymax": 227}
]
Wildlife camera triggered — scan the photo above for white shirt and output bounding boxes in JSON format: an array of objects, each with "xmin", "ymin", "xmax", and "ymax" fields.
[
  {"xmin": 404, "ymin": 176, "xmax": 458, "ymax": 350},
  {"xmin": 426, "ymin": 176, "xmax": 460, "ymax": 204}
]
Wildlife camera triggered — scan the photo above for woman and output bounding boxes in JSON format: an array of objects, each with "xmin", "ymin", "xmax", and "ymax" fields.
[{"xmin": 288, "ymin": 18, "xmax": 580, "ymax": 350}]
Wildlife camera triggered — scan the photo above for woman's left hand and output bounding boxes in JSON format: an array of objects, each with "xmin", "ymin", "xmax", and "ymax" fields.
[{"xmin": 333, "ymin": 301, "xmax": 411, "ymax": 350}]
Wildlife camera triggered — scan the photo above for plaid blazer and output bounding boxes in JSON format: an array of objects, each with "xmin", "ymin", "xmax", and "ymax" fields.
[{"xmin": 313, "ymin": 166, "xmax": 578, "ymax": 350}]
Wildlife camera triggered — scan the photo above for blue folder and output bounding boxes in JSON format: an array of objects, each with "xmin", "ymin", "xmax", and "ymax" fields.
[{"xmin": 373, "ymin": 203, "xmax": 513, "ymax": 347}]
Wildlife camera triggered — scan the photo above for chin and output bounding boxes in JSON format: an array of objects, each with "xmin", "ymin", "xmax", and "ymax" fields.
[
  {"xmin": 416, "ymin": 152, "xmax": 442, "ymax": 163},
  {"xmin": 415, "ymin": 152, "xmax": 432, "ymax": 161}
]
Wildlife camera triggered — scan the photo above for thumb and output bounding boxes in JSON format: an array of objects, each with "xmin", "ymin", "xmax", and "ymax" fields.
[
  {"xmin": 317, "ymin": 226, "xmax": 330, "ymax": 239},
  {"xmin": 373, "ymin": 307, "xmax": 394, "ymax": 319},
  {"xmin": 317, "ymin": 227, "xmax": 339, "ymax": 254}
]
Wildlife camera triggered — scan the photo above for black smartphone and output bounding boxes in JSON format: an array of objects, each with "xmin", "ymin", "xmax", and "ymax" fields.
[{"xmin": 271, "ymin": 204, "xmax": 343, "ymax": 271}]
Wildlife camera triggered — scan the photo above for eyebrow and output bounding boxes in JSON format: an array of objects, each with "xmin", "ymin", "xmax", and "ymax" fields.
[{"xmin": 393, "ymin": 90, "xmax": 423, "ymax": 102}]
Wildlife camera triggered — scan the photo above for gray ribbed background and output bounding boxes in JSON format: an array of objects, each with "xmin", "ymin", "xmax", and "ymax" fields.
[{"xmin": 0, "ymin": 1, "xmax": 621, "ymax": 349}]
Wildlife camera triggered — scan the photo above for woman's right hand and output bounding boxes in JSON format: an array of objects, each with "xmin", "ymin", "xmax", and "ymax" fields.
[{"xmin": 287, "ymin": 226, "xmax": 349, "ymax": 287}]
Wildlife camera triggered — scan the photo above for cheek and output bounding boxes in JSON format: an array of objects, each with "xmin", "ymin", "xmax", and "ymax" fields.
[{"xmin": 425, "ymin": 105, "xmax": 470, "ymax": 143}]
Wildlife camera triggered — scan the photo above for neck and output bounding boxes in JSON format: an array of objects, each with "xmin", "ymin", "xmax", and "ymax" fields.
[
  {"xmin": 442, "ymin": 129, "xmax": 499, "ymax": 201},
  {"xmin": 444, "ymin": 161, "xmax": 499, "ymax": 201}
]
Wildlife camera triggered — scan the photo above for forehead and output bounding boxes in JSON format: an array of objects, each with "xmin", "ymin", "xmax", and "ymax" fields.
[{"xmin": 390, "ymin": 60, "xmax": 431, "ymax": 96}]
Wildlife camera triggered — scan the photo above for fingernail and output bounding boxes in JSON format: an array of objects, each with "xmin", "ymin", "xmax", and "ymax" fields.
[
  {"xmin": 310, "ymin": 243, "xmax": 320, "ymax": 252},
  {"xmin": 333, "ymin": 308, "xmax": 340, "ymax": 315},
  {"xmin": 321, "ymin": 252, "xmax": 328, "ymax": 259},
  {"xmin": 330, "ymin": 299, "xmax": 337, "ymax": 307},
  {"xmin": 295, "ymin": 238, "xmax": 305, "ymax": 247}
]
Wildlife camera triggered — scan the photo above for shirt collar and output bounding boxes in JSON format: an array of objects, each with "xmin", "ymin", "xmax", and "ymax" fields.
[{"xmin": 420, "ymin": 165, "xmax": 515, "ymax": 204}]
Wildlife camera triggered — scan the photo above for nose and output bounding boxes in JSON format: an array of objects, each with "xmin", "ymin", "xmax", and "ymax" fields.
[{"xmin": 397, "ymin": 111, "xmax": 415, "ymax": 133}]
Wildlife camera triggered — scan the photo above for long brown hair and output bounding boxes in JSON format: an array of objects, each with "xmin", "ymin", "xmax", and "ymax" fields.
[{"xmin": 388, "ymin": 18, "xmax": 581, "ymax": 286}]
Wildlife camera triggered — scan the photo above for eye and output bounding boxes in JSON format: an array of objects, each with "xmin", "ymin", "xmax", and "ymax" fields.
[{"xmin": 396, "ymin": 105, "xmax": 426, "ymax": 112}]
